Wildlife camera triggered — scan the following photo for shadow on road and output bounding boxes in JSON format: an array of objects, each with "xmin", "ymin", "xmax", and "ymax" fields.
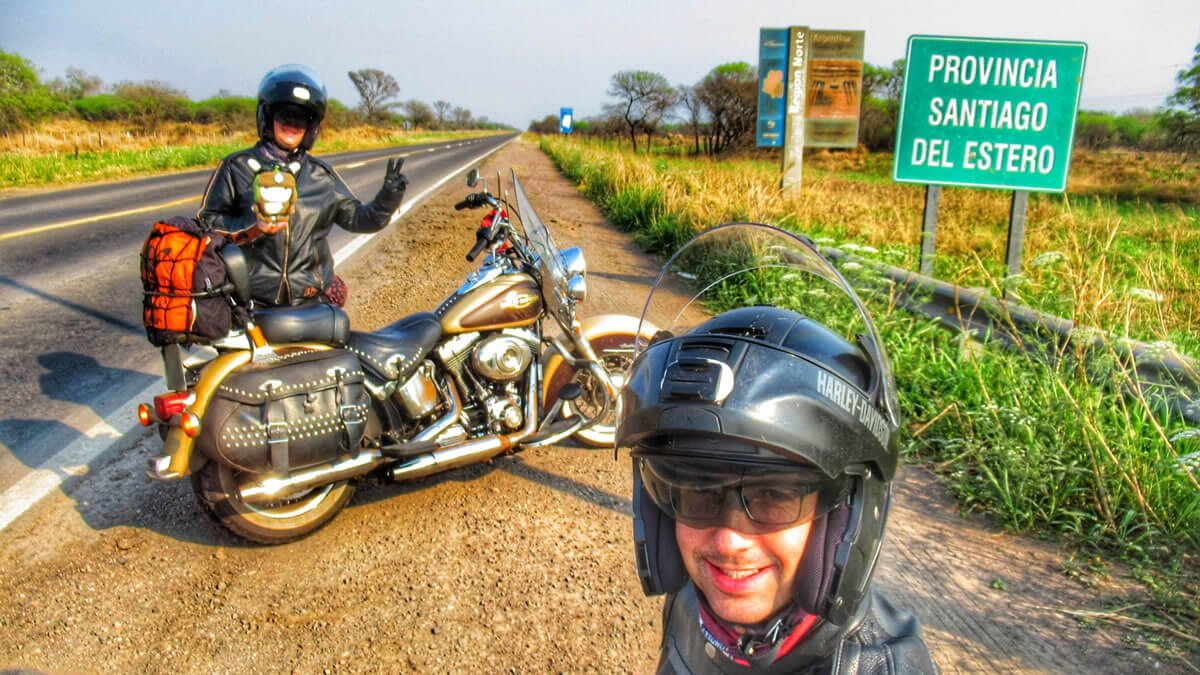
[
  {"xmin": 0, "ymin": 275, "xmax": 144, "ymax": 336},
  {"xmin": 0, "ymin": 353, "xmax": 158, "ymax": 471}
]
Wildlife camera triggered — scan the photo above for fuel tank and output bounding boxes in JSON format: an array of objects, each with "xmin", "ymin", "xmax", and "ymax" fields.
[{"xmin": 439, "ymin": 273, "xmax": 543, "ymax": 334}]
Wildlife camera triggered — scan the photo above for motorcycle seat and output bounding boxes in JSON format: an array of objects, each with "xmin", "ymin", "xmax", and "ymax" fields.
[
  {"xmin": 254, "ymin": 303, "xmax": 351, "ymax": 345},
  {"xmin": 348, "ymin": 312, "xmax": 443, "ymax": 381}
]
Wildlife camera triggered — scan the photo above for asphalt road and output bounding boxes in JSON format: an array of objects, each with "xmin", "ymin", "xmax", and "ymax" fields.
[{"xmin": 0, "ymin": 132, "xmax": 517, "ymax": 500}]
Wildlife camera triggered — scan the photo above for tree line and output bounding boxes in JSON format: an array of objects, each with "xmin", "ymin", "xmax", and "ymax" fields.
[
  {"xmin": 532, "ymin": 42, "xmax": 1200, "ymax": 155},
  {"xmin": 0, "ymin": 50, "xmax": 510, "ymax": 134}
]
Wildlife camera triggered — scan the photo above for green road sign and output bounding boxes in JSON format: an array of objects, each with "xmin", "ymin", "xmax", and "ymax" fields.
[{"xmin": 894, "ymin": 35, "xmax": 1087, "ymax": 192}]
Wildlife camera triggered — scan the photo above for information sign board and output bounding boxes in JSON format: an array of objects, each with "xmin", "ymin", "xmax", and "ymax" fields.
[
  {"xmin": 757, "ymin": 28, "xmax": 790, "ymax": 147},
  {"xmin": 894, "ymin": 36, "xmax": 1087, "ymax": 191}
]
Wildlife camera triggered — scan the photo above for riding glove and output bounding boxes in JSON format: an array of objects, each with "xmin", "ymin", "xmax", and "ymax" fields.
[{"xmin": 382, "ymin": 157, "xmax": 408, "ymax": 193}]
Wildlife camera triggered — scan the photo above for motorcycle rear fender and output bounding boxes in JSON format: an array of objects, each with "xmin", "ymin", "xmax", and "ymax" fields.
[
  {"xmin": 146, "ymin": 343, "xmax": 333, "ymax": 480},
  {"xmin": 541, "ymin": 314, "xmax": 657, "ymax": 414}
]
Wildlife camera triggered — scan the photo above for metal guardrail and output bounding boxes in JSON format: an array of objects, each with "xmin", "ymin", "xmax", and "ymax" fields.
[{"xmin": 822, "ymin": 247, "xmax": 1200, "ymax": 426}]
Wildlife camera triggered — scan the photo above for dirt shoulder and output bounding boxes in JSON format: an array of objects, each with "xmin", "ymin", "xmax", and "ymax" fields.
[{"xmin": 0, "ymin": 138, "xmax": 1186, "ymax": 674}]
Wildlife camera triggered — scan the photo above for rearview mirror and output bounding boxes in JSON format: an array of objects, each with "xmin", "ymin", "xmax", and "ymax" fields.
[{"xmin": 466, "ymin": 168, "xmax": 479, "ymax": 187}]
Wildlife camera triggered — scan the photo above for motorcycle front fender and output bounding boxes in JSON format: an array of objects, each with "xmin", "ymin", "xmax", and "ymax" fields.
[{"xmin": 541, "ymin": 313, "xmax": 657, "ymax": 415}]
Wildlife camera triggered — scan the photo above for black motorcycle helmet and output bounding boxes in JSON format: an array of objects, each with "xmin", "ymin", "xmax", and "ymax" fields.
[
  {"xmin": 616, "ymin": 223, "xmax": 901, "ymax": 629},
  {"xmin": 256, "ymin": 64, "xmax": 328, "ymax": 151}
]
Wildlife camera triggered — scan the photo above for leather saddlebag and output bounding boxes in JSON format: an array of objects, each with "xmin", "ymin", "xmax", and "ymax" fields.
[{"xmin": 198, "ymin": 349, "xmax": 370, "ymax": 474}]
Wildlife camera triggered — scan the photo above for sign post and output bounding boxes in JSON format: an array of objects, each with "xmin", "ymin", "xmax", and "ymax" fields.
[
  {"xmin": 780, "ymin": 26, "xmax": 810, "ymax": 197},
  {"xmin": 559, "ymin": 107, "xmax": 573, "ymax": 134},
  {"xmin": 894, "ymin": 35, "xmax": 1086, "ymax": 279}
]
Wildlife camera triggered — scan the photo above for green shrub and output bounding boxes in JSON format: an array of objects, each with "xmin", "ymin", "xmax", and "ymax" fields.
[{"xmin": 74, "ymin": 94, "xmax": 135, "ymax": 121}]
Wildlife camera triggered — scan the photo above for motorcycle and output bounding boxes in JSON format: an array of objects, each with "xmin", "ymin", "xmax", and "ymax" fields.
[{"xmin": 138, "ymin": 168, "xmax": 655, "ymax": 544}]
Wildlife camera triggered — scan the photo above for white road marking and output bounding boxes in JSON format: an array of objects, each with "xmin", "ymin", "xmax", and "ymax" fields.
[{"xmin": 0, "ymin": 137, "xmax": 514, "ymax": 533}]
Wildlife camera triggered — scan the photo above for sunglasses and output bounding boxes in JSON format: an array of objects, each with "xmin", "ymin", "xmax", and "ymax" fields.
[
  {"xmin": 274, "ymin": 106, "xmax": 312, "ymax": 129},
  {"xmin": 639, "ymin": 459, "xmax": 838, "ymax": 527}
]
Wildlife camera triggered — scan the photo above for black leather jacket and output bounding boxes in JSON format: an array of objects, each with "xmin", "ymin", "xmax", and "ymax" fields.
[
  {"xmin": 656, "ymin": 585, "xmax": 937, "ymax": 674},
  {"xmin": 198, "ymin": 142, "xmax": 404, "ymax": 306}
]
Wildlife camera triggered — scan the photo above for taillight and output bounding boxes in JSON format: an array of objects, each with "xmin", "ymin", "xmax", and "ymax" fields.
[
  {"xmin": 154, "ymin": 391, "xmax": 193, "ymax": 421},
  {"xmin": 137, "ymin": 403, "xmax": 154, "ymax": 426}
]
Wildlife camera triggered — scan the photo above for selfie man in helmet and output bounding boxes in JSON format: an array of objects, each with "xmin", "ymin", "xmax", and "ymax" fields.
[
  {"xmin": 199, "ymin": 64, "xmax": 408, "ymax": 307},
  {"xmin": 617, "ymin": 226, "xmax": 936, "ymax": 673}
]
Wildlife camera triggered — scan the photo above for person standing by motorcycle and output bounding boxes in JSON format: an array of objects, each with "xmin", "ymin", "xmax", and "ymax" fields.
[
  {"xmin": 617, "ymin": 299, "xmax": 937, "ymax": 672},
  {"xmin": 198, "ymin": 64, "xmax": 408, "ymax": 307}
]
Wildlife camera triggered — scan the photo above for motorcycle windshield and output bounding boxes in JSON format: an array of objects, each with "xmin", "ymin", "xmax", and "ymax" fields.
[
  {"xmin": 511, "ymin": 171, "xmax": 572, "ymax": 325},
  {"xmin": 635, "ymin": 222, "xmax": 900, "ymax": 427}
]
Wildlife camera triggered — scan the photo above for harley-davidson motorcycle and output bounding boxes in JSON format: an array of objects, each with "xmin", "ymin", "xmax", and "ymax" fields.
[{"xmin": 138, "ymin": 168, "xmax": 655, "ymax": 544}]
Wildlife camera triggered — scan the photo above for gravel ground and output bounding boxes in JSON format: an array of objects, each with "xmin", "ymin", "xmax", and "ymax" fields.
[{"xmin": 0, "ymin": 139, "xmax": 1185, "ymax": 674}]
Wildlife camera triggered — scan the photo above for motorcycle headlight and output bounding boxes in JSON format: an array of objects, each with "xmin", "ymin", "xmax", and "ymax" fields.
[
  {"xmin": 558, "ymin": 247, "xmax": 586, "ymax": 278},
  {"xmin": 567, "ymin": 273, "xmax": 587, "ymax": 303}
]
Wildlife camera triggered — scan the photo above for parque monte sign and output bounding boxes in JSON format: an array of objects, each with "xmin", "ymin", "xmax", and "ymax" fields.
[{"xmin": 893, "ymin": 36, "xmax": 1087, "ymax": 192}]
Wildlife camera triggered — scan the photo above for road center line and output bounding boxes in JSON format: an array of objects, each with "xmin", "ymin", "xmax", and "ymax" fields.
[
  {"xmin": 0, "ymin": 152, "xmax": 418, "ymax": 243},
  {"xmin": 0, "ymin": 195, "xmax": 200, "ymax": 242}
]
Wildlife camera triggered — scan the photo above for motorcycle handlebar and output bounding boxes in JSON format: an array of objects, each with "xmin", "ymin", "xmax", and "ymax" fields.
[
  {"xmin": 466, "ymin": 228, "xmax": 490, "ymax": 262},
  {"xmin": 454, "ymin": 192, "xmax": 490, "ymax": 211}
]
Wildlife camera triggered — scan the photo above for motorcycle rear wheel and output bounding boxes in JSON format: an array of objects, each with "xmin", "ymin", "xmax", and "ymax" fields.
[
  {"xmin": 192, "ymin": 462, "xmax": 355, "ymax": 545},
  {"xmin": 567, "ymin": 331, "xmax": 638, "ymax": 447}
]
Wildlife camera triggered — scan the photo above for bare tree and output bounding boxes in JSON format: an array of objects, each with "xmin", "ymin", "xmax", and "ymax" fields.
[
  {"xmin": 47, "ymin": 67, "xmax": 102, "ymax": 100},
  {"xmin": 348, "ymin": 68, "xmax": 401, "ymax": 121},
  {"xmin": 452, "ymin": 105, "xmax": 472, "ymax": 128},
  {"xmin": 403, "ymin": 99, "xmax": 435, "ymax": 128},
  {"xmin": 676, "ymin": 84, "xmax": 703, "ymax": 155},
  {"xmin": 433, "ymin": 100, "xmax": 452, "ymax": 128},
  {"xmin": 604, "ymin": 70, "xmax": 677, "ymax": 152},
  {"xmin": 694, "ymin": 62, "xmax": 758, "ymax": 155}
]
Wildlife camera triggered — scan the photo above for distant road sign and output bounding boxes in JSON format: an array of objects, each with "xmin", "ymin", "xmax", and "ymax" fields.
[
  {"xmin": 757, "ymin": 28, "xmax": 789, "ymax": 147},
  {"xmin": 894, "ymin": 36, "xmax": 1087, "ymax": 192},
  {"xmin": 560, "ymin": 108, "xmax": 573, "ymax": 134}
]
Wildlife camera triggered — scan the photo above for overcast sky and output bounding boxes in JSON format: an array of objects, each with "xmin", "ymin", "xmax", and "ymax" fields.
[{"xmin": 2, "ymin": 0, "xmax": 1197, "ymax": 128}]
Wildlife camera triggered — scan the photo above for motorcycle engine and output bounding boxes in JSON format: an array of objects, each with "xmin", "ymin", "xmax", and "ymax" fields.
[{"xmin": 470, "ymin": 334, "xmax": 533, "ymax": 382}]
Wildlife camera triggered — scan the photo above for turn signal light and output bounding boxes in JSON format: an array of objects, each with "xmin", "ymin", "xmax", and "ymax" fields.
[
  {"xmin": 180, "ymin": 412, "xmax": 202, "ymax": 438},
  {"xmin": 137, "ymin": 403, "xmax": 154, "ymax": 426}
]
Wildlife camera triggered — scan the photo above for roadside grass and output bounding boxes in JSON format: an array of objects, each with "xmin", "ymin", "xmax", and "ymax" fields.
[
  {"xmin": 540, "ymin": 135, "xmax": 1199, "ymax": 659},
  {"xmin": 0, "ymin": 119, "xmax": 503, "ymax": 190}
]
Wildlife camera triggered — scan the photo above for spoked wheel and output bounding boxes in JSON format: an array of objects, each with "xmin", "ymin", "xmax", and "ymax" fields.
[
  {"xmin": 566, "ymin": 332, "xmax": 638, "ymax": 447},
  {"xmin": 191, "ymin": 462, "xmax": 355, "ymax": 545}
]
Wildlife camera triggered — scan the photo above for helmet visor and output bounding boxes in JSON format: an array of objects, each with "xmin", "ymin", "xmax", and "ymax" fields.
[
  {"xmin": 638, "ymin": 456, "xmax": 848, "ymax": 527},
  {"xmin": 634, "ymin": 222, "xmax": 900, "ymax": 428}
]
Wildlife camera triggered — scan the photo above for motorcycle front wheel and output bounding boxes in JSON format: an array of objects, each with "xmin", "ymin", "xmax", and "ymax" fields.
[
  {"xmin": 566, "ymin": 331, "xmax": 638, "ymax": 447},
  {"xmin": 191, "ymin": 462, "xmax": 355, "ymax": 545}
]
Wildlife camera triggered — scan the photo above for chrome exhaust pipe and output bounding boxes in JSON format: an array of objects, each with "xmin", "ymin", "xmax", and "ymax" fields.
[
  {"xmin": 385, "ymin": 436, "xmax": 511, "ymax": 481},
  {"xmin": 239, "ymin": 450, "xmax": 388, "ymax": 505},
  {"xmin": 239, "ymin": 368, "xmax": 542, "ymax": 503}
]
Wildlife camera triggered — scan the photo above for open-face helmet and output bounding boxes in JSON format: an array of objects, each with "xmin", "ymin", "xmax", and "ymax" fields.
[
  {"xmin": 616, "ymin": 223, "xmax": 902, "ymax": 627},
  {"xmin": 256, "ymin": 64, "xmax": 328, "ymax": 151}
]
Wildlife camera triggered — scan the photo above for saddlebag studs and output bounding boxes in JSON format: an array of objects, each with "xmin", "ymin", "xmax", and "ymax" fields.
[{"xmin": 197, "ymin": 348, "xmax": 369, "ymax": 474}]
